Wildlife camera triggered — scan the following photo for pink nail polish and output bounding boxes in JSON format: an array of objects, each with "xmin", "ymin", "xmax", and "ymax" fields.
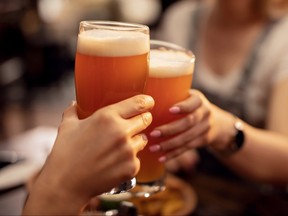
[
  {"xmin": 150, "ymin": 130, "xmax": 161, "ymax": 137},
  {"xmin": 169, "ymin": 106, "xmax": 180, "ymax": 114},
  {"xmin": 149, "ymin": 145, "xmax": 160, "ymax": 152},
  {"xmin": 159, "ymin": 156, "xmax": 166, "ymax": 163}
]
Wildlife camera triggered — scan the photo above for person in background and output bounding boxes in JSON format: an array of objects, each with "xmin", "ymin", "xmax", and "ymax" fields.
[
  {"xmin": 150, "ymin": 0, "xmax": 288, "ymax": 214},
  {"xmin": 22, "ymin": 95, "xmax": 154, "ymax": 215}
]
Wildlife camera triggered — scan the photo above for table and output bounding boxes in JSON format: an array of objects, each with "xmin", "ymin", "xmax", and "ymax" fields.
[
  {"xmin": 181, "ymin": 171, "xmax": 288, "ymax": 216},
  {"xmin": 1, "ymin": 127, "xmax": 288, "ymax": 216}
]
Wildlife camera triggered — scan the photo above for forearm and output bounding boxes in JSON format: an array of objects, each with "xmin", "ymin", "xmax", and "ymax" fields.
[
  {"xmin": 22, "ymin": 167, "xmax": 87, "ymax": 215},
  {"xmin": 210, "ymin": 107, "xmax": 288, "ymax": 184},
  {"xmin": 222, "ymin": 125, "xmax": 288, "ymax": 184},
  {"xmin": 23, "ymin": 182, "xmax": 85, "ymax": 215}
]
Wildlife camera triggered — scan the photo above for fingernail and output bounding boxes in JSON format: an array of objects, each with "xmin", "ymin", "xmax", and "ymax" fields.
[
  {"xmin": 159, "ymin": 156, "xmax": 166, "ymax": 163},
  {"xmin": 71, "ymin": 100, "xmax": 76, "ymax": 106},
  {"xmin": 169, "ymin": 106, "xmax": 181, "ymax": 114},
  {"xmin": 141, "ymin": 134, "xmax": 148, "ymax": 141},
  {"xmin": 149, "ymin": 145, "xmax": 161, "ymax": 152},
  {"xmin": 145, "ymin": 95, "xmax": 155, "ymax": 104},
  {"xmin": 150, "ymin": 130, "xmax": 161, "ymax": 137}
]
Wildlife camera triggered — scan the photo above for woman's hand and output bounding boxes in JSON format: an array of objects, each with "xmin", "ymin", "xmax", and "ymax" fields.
[
  {"xmin": 165, "ymin": 149, "xmax": 200, "ymax": 173},
  {"xmin": 23, "ymin": 95, "xmax": 154, "ymax": 215},
  {"xmin": 149, "ymin": 90, "xmax": 218, "ymax": 162}
]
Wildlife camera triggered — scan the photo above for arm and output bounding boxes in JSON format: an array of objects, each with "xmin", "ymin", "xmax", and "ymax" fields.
[
  {"xmin": 221, "ymin": 78, "xmax": 288, "ymax": 184},
  {"xmin": 151, "ymin": 86, "xmax": 288, "ymax": 185},
  {"xmin": 23, "ymin": 95, "xmax": 154, "ymax": 215}
]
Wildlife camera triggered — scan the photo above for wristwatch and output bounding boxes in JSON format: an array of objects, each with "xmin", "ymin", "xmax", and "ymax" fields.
[
  {"xmin": 216, "ymin": 117, "xmax": 245, "ymax": 156},
  {"xmin": 227, "ymin": 118, "xmax": 245, "ymax": 154}
]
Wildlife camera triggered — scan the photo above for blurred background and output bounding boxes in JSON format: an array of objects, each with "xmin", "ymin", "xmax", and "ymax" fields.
[{"xmin": 0, "ymin": 0, "xmax": 179, "ymax": 141}]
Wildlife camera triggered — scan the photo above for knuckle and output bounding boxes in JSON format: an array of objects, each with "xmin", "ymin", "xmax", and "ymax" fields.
[
  {"xmin": 93, "ymin": 109, "xmax": 112, "ymax": 123},
  {"xmin": 205, "ymin": 122, "xmax": 211, "ymax": 132},
  {"xmin": 193, "ymin": 89, "xmax": 204, "ymax": 98},
  {"xmin": 121, "ymin": 144, "xmax": 134, "ymax": 160},
  {"xmin": 113, "ymin": 128, "xmax": 128, "ymax": 143},
  {"xmin": 160, "ymin": 124, "xmax": 177, "ymax": 137},
  {"xmin": 94, "ymin": 112, "xmax": 127, "ymax": 142},
  {"xmin": 185, "ymin": 114, "xmax": 195, "ymax": 128},
  {"xmin": 164, "ymin": 128, "xmax": 173, "ymax": 136},
  {"xmin": 138, "ymin": 135, "xmax": 148, "ymax": 151},
  {"xmin": 168, "ymin": 148, "xmax": 185, "ymax": 159},
  {"xmin": 203, "ymin": 106, "xmax": 211, "ymax": 118},
  {"xmin": 162, "ymin": 139, "xmax": 180, "ymax": 151},
  {"xmin": 123, "ymin": 161, "xmax": 138, "ymax": 179},
  {"xmin": 93, "ymin": 109, "xmax": 119, "ymax": 128},
  {"xmin": 187, "ymin": 129, "xmax": 196, "ymax": 140},
  {"xmin": 197, "ymin": 136, "xmax": 207, "ymax": 147},
  {"xmin": 201, "ymin": 119, "xmax": 211, "ymax": 135},
  {"xmin": 195, "ymin": 95, "xmax": 203, "ymax": 107}
]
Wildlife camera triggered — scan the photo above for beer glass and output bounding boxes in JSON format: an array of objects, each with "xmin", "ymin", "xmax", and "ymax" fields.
[
  {"xmin": 74, "ymin": 21, "xmax": 150, "ymax": 194},
  {"xmin": 134, "ymin": 40, "xmax": 195, "ymax": 197}
]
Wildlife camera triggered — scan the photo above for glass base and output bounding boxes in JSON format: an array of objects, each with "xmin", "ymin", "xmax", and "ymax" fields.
[
  {"xmin": 104, "ymin": 178, "xmax": 136, "ymax": 195},
  {"xmin": 131, "ymin": 177, "xmax": 166, "ymax": 197}
]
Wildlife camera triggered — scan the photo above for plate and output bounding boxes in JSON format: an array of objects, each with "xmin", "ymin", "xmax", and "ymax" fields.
[{"xmin": 0, "ymin": 159, "xmax": 43, "ymax": 191}]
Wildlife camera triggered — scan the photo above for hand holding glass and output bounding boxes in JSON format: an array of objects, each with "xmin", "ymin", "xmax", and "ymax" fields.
[
  {"xmin": 74, "ymin": 21, "xmax": 150, "ymax": 194},
  {"xmin": 134, "ymin": 40, "xmax": 195, "ymax": 197}
]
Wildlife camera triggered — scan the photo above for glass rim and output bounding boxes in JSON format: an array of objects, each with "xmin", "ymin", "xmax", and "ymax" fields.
[
  {"xmin": 150, "ymin": 39, "xmax": 195, "ymax": 59},
  {"xmin": 80, "ymin": 20, "xmax": 149, "ymax": 31}
]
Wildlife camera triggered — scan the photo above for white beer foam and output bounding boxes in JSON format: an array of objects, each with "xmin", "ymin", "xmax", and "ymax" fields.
[
  {"xmin": 150, "ymin": 50, "xmax": 195, "ymax": 78},
  {"xmin": 77, "ymin": 29, "xmax": 149, "ymax": 56}
]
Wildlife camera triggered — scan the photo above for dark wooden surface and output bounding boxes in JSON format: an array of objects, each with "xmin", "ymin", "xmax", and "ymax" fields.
[
  {"xmin": 0, "ymin": 172, "xmax": 288, "ymax": 216},
  {"xmin": 180, "ymin": 172, "xmax": 288, "ymax": 216},
  {"xmin": 0, "ymin": 127, "xmax": 287, "ymax": 216}
]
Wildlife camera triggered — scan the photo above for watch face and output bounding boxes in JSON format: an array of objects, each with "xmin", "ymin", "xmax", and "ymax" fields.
[
  {"xmin": 235, "ymin": 129, "xmax": 244, "ymax": 149},
  {"xmin": 234, "ymin": 119, "xmax": 244, "ymax": 149}
]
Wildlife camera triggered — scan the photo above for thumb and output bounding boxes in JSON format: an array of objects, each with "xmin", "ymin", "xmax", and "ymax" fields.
[{"xmin": 62, "ymin": 101, "xmax": 78, "ymax": 121}]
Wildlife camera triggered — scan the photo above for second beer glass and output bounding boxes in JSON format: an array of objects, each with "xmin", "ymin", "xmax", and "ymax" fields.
[
  {"xmin": 74, "ymin": 21, "xmax": 150, "ymax": 194},
  {"xmin": 135, "ymin": 40, "xmax": 195, "ymax": 196}
]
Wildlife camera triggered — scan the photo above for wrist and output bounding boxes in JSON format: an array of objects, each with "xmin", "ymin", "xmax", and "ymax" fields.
[
  {"xmin": 209, "ymin": 115, "xmax": 245, "ymax": 156},
  {"xmin": 23, "ymin": 168, "xmax": 88, "ymax": 215}
]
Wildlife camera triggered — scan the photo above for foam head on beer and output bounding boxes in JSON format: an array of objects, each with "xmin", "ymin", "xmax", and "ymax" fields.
[
  {"xmin": 149, "ymin": 49, "xmax": 195, "ymax": 77},
  {"xmin": 75, "ymin": 26, "xmax": 150, "ymax": 119},
  {"xmin": 77, "ymin": 29, "xmax": 149, "ymax": 56}
]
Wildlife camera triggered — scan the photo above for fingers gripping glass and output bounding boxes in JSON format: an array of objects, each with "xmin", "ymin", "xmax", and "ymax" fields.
[
  {"xmin": 133, "ymin": 40, "xmax": 195, "ymax": 197},
  {"xmin": 74, "ymin": 21, "xmax": 150, "ymax": 194}
]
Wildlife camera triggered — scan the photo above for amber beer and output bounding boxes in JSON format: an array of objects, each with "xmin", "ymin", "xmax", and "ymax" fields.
[
  {"xmin": 74, "ymin": 21, "xmax": 149, "ymax": 194},
  {"xmin": 75, "ymin": 21, "xmax": 150, "ymax": 119},
  {"xmin": 136, "ymin": 41, "xmax": 195, "ymax": 186}
]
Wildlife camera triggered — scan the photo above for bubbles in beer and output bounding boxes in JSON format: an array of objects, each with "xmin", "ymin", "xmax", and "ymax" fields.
[
  {"xmin": 77, "ymin": 29, "xmax": 149, "ymax": 57},
  {"xmin": 150, "ymin": 49, "xmax": 195, "ymax": 78}
]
